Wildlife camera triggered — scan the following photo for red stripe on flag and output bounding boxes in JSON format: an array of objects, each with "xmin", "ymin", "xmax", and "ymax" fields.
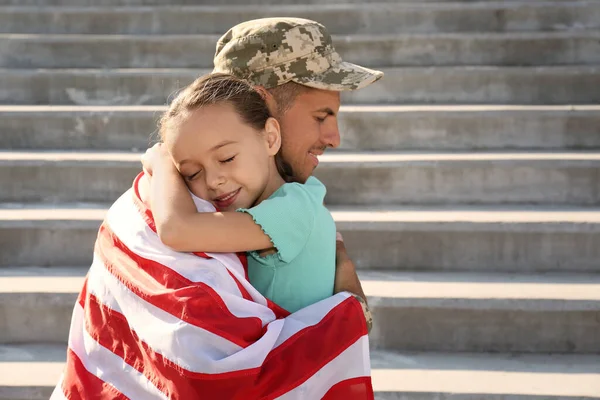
[
  {"xmin": 226, "ymin": 267, "xmax": 253, "ymax": 302},
  {"xmin": 322, "ymin": 377, "xmax": 375, "ymax": 400},
  {"xmin": 84, "ymin": 291, "xmax": 263, "ymax": 399},
  {"xmin": 61, "ymin": 348, "xmax": 128, "ymax": 400},
  {"xmin": 132, "ymin": 172, "xmax": 157, "ymax": 233},
  {"xmin": 266, "ymin": 297, "xmax": 291, "ymax": 319},
  {"xmin": 243, "ymin": 297, "xmax": 368, "ymax": 399},
  {"xmin": 77, "ymin": 275, "xmax": 88, "ymax": 308},
  {"xmin": 79, "ymin": 280, "xmax": 367, "ymax": 399},
  {"xmin": 96, "ymin": 222, "xmax": 264, "ymax": 348},
  {"xmin": 234, "ymin": 251, "xmax": 251, "ymax": 282}
]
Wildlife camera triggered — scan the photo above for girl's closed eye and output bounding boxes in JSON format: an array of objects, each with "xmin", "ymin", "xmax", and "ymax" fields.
[
  {"xmin": 186, "ymin": 170, "xmax": 202, "ymax": 181},
  {"xmin": 221, "ymin": 155, "xmax": 236, "ymax": 163}
]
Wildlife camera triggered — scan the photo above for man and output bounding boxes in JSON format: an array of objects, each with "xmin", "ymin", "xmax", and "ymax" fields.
[
  {"xmin": 212, "ymin": 17, "xmax": 383, "ymax": 305},
  {"xmin": 52, "ymin": 17, "xmax": 382, "ymax": 399}
]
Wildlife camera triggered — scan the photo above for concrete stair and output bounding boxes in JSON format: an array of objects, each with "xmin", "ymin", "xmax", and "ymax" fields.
[
  {"xmin": 3, "ymin": 67, "xmax": 600, "ymax": 105},
  {"xmin": 3, "ymin": 105, "xmax": 600, "ymax": 150},
  {"xmin": 1, "ymin": 0, "xmax": 598, "ymax": 6},
  {"xmin": 3, "ymin": 32, "xmax": 600, "ymax": 68},
  {"xmin": 1, "ymin": 0, "xmax": 600, "ymax": 399},
  {"xmin": 2, "ymin": 266, "xmax": 600, "ymax": 353},
  {"xmin": 3, "ymin": 205, "xmax": 600, "ymax": 272},
  {"xmin": 1, "ymin": 345, "xmax": 598, "ymax": 400},
  {"xmin": 2, "ymin": 151, "xmax": 600, "ymax": 205},
  {"xmin": 2, "ymin": 2, "xmax": 600, "ymax": 35}
]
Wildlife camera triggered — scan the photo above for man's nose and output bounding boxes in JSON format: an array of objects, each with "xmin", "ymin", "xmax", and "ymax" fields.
[{"xmin": 323, "ymin": 120, "xmax": 341, "ymax": 148}]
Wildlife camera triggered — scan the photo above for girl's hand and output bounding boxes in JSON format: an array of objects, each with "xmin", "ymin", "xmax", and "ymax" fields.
[{"xmin": 141, "ymin": 143, "xmax": 173, "ymax": 176}]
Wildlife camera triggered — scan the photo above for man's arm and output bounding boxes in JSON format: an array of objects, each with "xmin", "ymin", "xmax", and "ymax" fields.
[
  {"xmin": 334, "ymin": 235, "xmax": 367, "ymax": 303},
  {"xmin": 334, "ymin": 234, "xmax": 372, "ymax": 332}
]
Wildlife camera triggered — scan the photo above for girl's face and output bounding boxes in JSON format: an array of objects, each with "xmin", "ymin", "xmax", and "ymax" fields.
[{"xmin": 164, "ymin": 103, "xmax": 281, "ymax": 211}]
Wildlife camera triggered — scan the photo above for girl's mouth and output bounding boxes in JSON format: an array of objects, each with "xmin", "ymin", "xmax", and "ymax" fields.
[{"xmin": 213, "ymin": 188, "xmax": 241, "ymax": 209}]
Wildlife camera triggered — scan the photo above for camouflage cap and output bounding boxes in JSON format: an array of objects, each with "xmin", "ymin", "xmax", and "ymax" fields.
[{"xmin": 213, "ymin": 17, "xmax": 383, "ymax": 91}]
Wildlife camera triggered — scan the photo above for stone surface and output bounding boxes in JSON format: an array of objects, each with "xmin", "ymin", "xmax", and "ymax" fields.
[
  {"xmin": 3, "ymin": 67, "xmax": 600, "ymax": 106},
  {"xmin": 362, "ymin": 270, "xmax": 600, "ymax": 352},
  {"xmin": 3, "ymin": 104, "xmax": 600, "ymax": 151},
  {"xmin": 1, "ymin": 344, "xmax": 598, "ymax": 400},
  {"xmin": 2, "ymin": 32, "xmax": 600, "ymax": 69},
  {"xmin": 2, "ymin": 2, "xmax": 599, "ymax": 35},
  {"xmin": 0, "ymin": 0, "xmax": 407, "ymax": 5},
  {"xmin": 2, "ymin": 205, "xmax": 600, "ymax": 273},
  {"xmin": 345, "ymin": 66, "xmax": 600, "ymax": 105},
  {"xmin": 371, "ymin": 350, "xmax": 600, "ymax": 399},
  {"xmin": 0, "ymin": 0, "xmax": 594, "ymax": 6},
  {"xmin": 2, "ymin": 151, "xmax": 600, "ymax": 205},
  {"xmin": 2, "ymin": 1, "xmax": 600, "ymax": 397},
  {"xmin": 2, "ymin": 267, "xmax": 600, "ymax": 353}
]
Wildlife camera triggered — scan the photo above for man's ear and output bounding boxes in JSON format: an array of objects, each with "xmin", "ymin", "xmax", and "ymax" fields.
[
  {"xmin": 255, "ymin": 86, "xmax": 279, "ymax": 117},
  {"xmin": 264, "ymin": 117, "xmax": 281, "ymax": 156}
]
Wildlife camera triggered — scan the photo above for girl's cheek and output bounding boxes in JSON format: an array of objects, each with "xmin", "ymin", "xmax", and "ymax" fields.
[
  {"xmin": 184, "ymin": 180, "xmax": 201, "ymax": 199},
  {"xmin": 193, "ymin": 183, "xmax": 211, "ymax": 202}
]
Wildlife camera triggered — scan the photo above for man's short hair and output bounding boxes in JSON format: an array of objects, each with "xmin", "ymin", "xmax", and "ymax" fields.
[
  {"xmin": 212, "ymin": 17, "xmax": 383, "ymax": 92},
  {"xmin": 266, "ymin": 81, "xmax": 309, "ymax": 116}
]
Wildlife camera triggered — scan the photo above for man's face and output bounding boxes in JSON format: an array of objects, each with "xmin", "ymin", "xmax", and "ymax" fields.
[{"xmin": 276, "ymin": 88, "xmax": 341, "ymax": 183}]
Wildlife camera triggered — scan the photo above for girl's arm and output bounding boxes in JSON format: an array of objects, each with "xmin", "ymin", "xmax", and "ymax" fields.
[{"xmin": 143, "ymin": 144, "xmax": 273, "ymax": 253}]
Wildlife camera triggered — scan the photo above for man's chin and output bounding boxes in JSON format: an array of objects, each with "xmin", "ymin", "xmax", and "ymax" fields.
[{"xmin": 295, "ymin": 169, "xmax": 313, "ymax": 184}]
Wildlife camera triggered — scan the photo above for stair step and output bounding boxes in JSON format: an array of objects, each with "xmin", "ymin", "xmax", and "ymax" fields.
[
  {"xmin": 2, "ymin": 66, "xmax": 599, "ymax": 105},
  {"xmin": 2, "ymin": 31, "xmax": 600, "ymax": 69},
  {"xmin": 0, "ymin": 0, "xmax": 409, "ymax": 5},
  {"xmin": 1, "ymin": 150, "xmax": 599, "ymax": 205},
  {"xmin": 371, "ymin": 350, "xmax": 600, "ymax": 399},
  {"xmin": 0, "ymin": 267, "xmax": 80, "ymax": 343},
  {"xmin": 2, "ymin": 104, "xmax": 600, "ymax": 151},
  {"xmin": 1, "ymin": 2, "xmax": 599, "ymax": 35},
  {"xmin": 1, "ymin": 267, "xmax": 599, "ymax": 352},
  {"xmin": 2, "ymin": 204, "xmax": 600, "ymax": 272},
  {"xmin": 361, "ymin": 270, "xmax": 600, "ymax": 352},
  {"xmin": 1, "ymin": 1, "xmax": 598, "ymax": 398},
  {"xmin": 0, "ymin": 344, "xmax": 65, "ymax": 400},
  {"xmin": 0, "ymin": 0, "xmax": 593, "ymax": 6},
  {"xmin": 1, "ymin": 344, "xmax": 598, "ymax": 400}
]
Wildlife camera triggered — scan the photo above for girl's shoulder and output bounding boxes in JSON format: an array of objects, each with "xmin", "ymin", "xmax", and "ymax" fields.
[{"xmin": 278, "ymin": 176, "xmax": 326, "ymax": 202}]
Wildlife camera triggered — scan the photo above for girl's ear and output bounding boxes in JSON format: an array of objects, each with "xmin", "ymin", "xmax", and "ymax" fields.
[{"xmin": 264, "ymin": 117, "xmax": 281, "ymax": 156}]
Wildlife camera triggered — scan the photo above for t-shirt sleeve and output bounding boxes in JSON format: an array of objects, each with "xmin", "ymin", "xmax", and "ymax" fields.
[{"xmin": 237, "ymin": 181, "xmax": 323, "ymax": 263}]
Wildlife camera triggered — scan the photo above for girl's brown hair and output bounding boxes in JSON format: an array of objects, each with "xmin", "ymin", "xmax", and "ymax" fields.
[{"xmin": 159, "ymin": 73, "xmax": 294, "ymax": 182}]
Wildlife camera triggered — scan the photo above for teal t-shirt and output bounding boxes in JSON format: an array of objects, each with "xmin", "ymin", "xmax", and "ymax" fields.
[{"xmin": 237, "ymin": 177, "xmax": 336, "ymax": 313}]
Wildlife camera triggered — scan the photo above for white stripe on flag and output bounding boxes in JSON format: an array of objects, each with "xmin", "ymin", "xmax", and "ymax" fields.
[
  {"xmin": 276, "ymin": 336, "xmax": 371, "ymax": 400},
  {"xmin": 68, "ymin": 303, "xmax": 168, "ymax": 400}
]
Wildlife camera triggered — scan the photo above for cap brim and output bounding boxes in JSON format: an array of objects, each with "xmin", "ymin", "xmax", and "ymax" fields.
[{"xmin": 291, "ymin": 61, "xmax": 383, "ymax": 91}]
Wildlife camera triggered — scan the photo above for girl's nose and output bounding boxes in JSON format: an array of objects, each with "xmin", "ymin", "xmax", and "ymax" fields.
[{"xmin": 205, "ymin": 170, "xmax": 226, "ymax": 189}]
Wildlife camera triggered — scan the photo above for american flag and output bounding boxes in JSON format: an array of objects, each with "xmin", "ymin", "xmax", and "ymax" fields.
[{"xmin": 51, "ymin": 173, "xmax": 373, "ymax": 399}]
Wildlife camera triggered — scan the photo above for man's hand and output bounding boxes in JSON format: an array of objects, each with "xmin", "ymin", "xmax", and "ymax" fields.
[{"xmin": 334, "ymin": 233, "xmax": 367, "ymax": 305}]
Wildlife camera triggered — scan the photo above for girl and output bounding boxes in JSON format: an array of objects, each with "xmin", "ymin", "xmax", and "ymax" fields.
[{"xmin": 142, "ymin": 73, "xmax": 336, "ymax": 313}]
